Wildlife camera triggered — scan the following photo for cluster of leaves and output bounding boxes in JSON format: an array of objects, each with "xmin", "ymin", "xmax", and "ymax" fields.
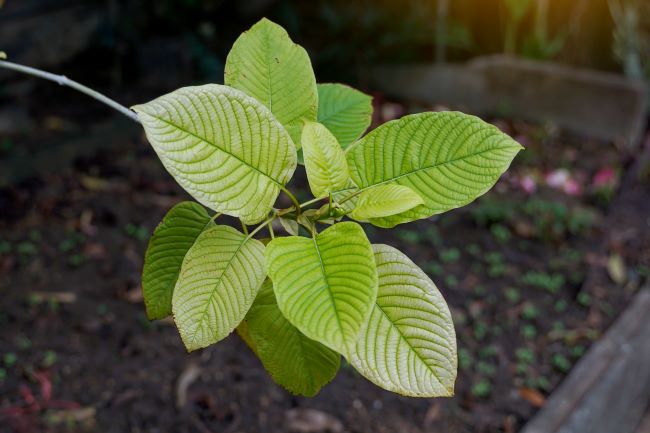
[{"xmin": 137, "ymin": 18, "xmax": 522, "ymax": 397}]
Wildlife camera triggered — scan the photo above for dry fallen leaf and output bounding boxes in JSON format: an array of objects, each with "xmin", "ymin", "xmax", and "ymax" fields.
[
  {"xmin": 607, "ymin": 254, "xmax": 627, "ymax": 285},
  {"xmin": 519, "ymin": 387, "xmax": 546, "ymax": 407},
  {"xmin": 285, "ymin": 408, "xmax": 343, "ymax": 433}
]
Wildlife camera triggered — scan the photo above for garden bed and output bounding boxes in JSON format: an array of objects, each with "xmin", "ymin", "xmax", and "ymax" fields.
[{"xmin": 0, "ymin": 99, "xmax": 648, "ymax": 433}]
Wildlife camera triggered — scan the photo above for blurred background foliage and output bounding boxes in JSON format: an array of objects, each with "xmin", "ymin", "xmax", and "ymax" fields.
[{"xmin": 1, "ymin": 0, "xmax": 647, "ymax": 87}]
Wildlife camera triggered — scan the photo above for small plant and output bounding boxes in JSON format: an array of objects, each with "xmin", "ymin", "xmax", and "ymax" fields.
[{"xmin": 0, "ymin": 19, "xmax": 522, "ymax": 397}]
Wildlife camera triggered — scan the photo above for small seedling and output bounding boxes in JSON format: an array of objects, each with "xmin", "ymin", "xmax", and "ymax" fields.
[
  {"xmin": 427, "ymin": 262, "xmax": 444, "ymax": 276},
  {"xmin": 3, "ymin": 352, "xmax": 17, "ymax": 367},
  {"xmin": 577, "ymin": 292, "xmax": 591, "ymax": 307},
  {"xmin": 458, "ymin": 348, "xmax": 474, "ymax": 370},
  {"xmin": 0, "ymin": 240, "xmax": 11, "ymax": 254},
  {"xmin": 466, "ymin": 243, "xmax": 481, "ymax": 256},
  {"xmin": 0, "ymin": 18, "xmax": 522, "ymax": 398},
  {"xmin": 522, "ymin": 271, "xmax": 565, "ymax": 294},
  {"xmin": 516, "ymin": 348, "xmax": 535, "ymax": 364},
  {"xmin": 554, "ymin": 299, "xmax": 568, "ymax": 312},
  {"xmin": 477, "ymin": 361, "xmax": 497, "ymax": 377},
  {"xmin": 521, "ymin": 304, "xmax": 540, "ymax": 320},
  {"xmin": 396, "ymin": 229, "xmax": 420, "ymax": 245},
  {"xmin": 490, "ymin": 223, "xmax": 512, "ymax": 244},
  {"xmin": 552, "ymin": 353, "xmax": 572, "ymax": 373},
  {"xmin": 471, "ymin": 379, "xmax": 493, "ymax": 398},
  {"xmin": 521, "ymin": 324, "xmax": 537, "ymax": 338},
  {"xmin": 440, "ymin": 248, "xmax": 461, "ymax": 263},
  {"xmin": 505, "ymin": 287, "xmax": 521, "ymax": 303},
  {"xmin": 42, "ymin": 350, "xmax": 58, "ymax": 368},
  {"xmin": 124, "ymin": 223, "xmax": 148, "ymax": 241}
]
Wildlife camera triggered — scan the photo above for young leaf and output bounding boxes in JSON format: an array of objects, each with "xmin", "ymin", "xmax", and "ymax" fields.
[
  {"xmin": 0, "ymin": 52, "xmax": 6, "ymax": 60},
  {"xmin": 301, "ymin": 121, "xmax": 350, "ymax": 198},
  {"xmin": 142, "ymin": 202, "xmax": 213, "ymax": 320},
  {"xmin": 225, "ymin": 18, "xmax": 318, "ymax": 145},
  {"xmin": 265, "ymin": 222, "xmax": 378, "ymax": 355},
  {"xmin": 278, "ymin": 217, "xmax": 300, "ymax": 236},
  {"xmin": 350, "ymin": 184, "xmax": 424, "ymax": 221},
  {"xmin": 349, "ymin": 244, "xmax": 457, "ymax": 397},
  {"xmin": 344, "ymin": 112, "xmax": 523, "ymax": 228},
  {"xmin": 317, "ymin": 83, "xmax": 373, "ymax": 148},
  {"xmin": 133, "ymin": 84, "xmax": 297, "ymax": 225},
  {"xmin": 244, "ymin": 280, "xmax": 340, "ymax": 396},
  {"xmin": 172, "ymin": 225, "xmax": 266, "ymax": 351}
]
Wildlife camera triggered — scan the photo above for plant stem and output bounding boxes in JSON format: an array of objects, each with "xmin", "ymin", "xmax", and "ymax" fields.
[
  {"xmin": 280, "ymin": 186, "xmax": 301, "ymax": 215},
  {"xmin": 246, "ymin": 214, "xmax": 278, "ymax": 240},
  {"xmin": 240, "ymin": 220, "xmax": 249, "ymax": 235},
  {"xmin": 0, "ymin": 60, "xmax": 140, "ymax": 123},
  {"xmin": 299, "ymin": 197, "xmax": 324, "ymax": 209}
]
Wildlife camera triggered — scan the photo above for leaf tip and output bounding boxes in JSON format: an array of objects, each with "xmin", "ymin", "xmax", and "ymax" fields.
[{"xmin": 0, "ymin": 51, "xmax": 6, "ymax": 60}]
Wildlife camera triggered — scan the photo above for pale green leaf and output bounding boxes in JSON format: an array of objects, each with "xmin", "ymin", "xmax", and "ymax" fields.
[
  {"xmin": 142, "ymin": 202, "xmax": 213, "ymax": 320},
  {"xmin": 278, "ymin": 217, "xmax": 300, "ymax": 236},
  {"xmin": 265, "ymin": 222, "xmax": 378, "ymax": 355},
  {"xmin": 317, "ymin": 83, "xmax": 373, "ymax": 148},
  {"xmin": 302, "ymin": 121, "xmax": 350, "ymax": 198},
  {"xmin": 133, "ymin": 84, "xmax": 296, "ymax": 225},
  {"xmin": 172, "ymin": 225, "xmax": 265, "ymax": 351},
  {"xmin": 225, "ymin": 18, "xmax": 317, "ymax": 145},
  {"xmin": 245, "ymin": 280, "xmax": 340, "ymax": 396},
  {"xmin": 0, "ymin": 52, "xmax": 6, "ymax": 60},
  {"xmin": 350, "ymin": 184, "xmax": 424, "ymax": 221},
  {"xmin": 236, "ymin": 320, "xmax": 258, "ymax": 355},
  {"xmin": 350, "ymin": 244, "xmax": 457, "ymax": 397},
  {"xmin": 345, "ymin": 112, "xmax": 523, "ymax": 228}
]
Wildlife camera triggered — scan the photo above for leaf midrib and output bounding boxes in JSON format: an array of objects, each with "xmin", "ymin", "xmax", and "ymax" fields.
[
  {"xmin": 318, "ymin": 98, "xmax": 368, "ymax": 123},
  {"xmin": 311, "ymin": 235, "xmax": 346, "ymax": 352},
  {"xmin": 343, "ymin": 144, "xmax": 519, "ymax": 196},
  {"xmin": 188, "ymin": 234, "xmax": 250, "ymax": 349},
  {"xmin": 147, "ymin": 113, "xmax": 284, "ymax": 188},
  {"xmin": 373, "ymin": 302, "xmax": 447, "ymax": 389}
]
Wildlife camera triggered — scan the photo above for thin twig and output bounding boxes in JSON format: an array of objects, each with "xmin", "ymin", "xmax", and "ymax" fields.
[{"xmin": 0, "ymin": 60, "xmax": 140, "ymax": 123}]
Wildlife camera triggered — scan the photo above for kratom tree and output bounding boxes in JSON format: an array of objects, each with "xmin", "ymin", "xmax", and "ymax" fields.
[{"xmin": 0, "ymin": 18, "xmax": 522, "ymax": 397}]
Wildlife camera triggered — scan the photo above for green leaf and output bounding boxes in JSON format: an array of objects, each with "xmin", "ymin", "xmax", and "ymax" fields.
[
  {"xmin": 317, "ymin": 83, "xmax": 373, "ymax": 148},
  {"xmin": 350, "ymin": 184, "xmax": 424, "ymax": 221},
  {"xmin": 172, "ymin": 225, "xmax": 266, "ymax": 351},
  {"xmin": 225, "ymin": 18, "xmax": 317, "ymax": 145},
  {"xmin": 278, "ymin": 217, "xmax": 300, "ymax": 236},
  {"xmin": 0, "ymin": 52, "xmax": 6, "ymax": 60},
  {"xmin": 265, "ymin": 222, "xmax": 378, "ymax": 355},
  {"xmin": 345, "ymin": 112, "xmax": 522, "ymax": 228},
  {"xmin": 349, "ymin": 244, "xmax": 457, "ymax": 397},
  {"xmin": 301, "ymin": 121, "xmax": 350, "ymax": 198},
  {"xmin": 133, "ymin": 84, "xmax": 296, "ymax": 224},
  {"xmin": 142, "ymin": 202, "xmax": 213, "ymax": 320},
  {"xmin": 245, "ymin": 280, "xmax": 340, "ymax": 396}
]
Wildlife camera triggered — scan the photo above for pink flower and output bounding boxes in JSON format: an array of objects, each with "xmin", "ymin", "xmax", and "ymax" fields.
[
  {"xmin": 545, "ymin": 169, "xmax": 570, "ymax": 188},
  {"xmin": 520, "ymin": 175, "xmax": 537, "ymax": 194},
  {"xmin": 593, "ymin": 167, "xmax": 617, "ymax": 188},
  {"xmin": 562, "ymin": 179, "xmax": 582, "ymax": 196}
]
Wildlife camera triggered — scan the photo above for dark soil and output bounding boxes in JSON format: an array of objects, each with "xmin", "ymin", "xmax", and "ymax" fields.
[{"xmin": 1, "ymin": 105, "xmax": 649, "ymax": 433}]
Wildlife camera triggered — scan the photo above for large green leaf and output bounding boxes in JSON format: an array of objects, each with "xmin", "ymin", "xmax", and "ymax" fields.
[
  {"xmin": 350, "ymin": 244, "xmax": 457, "ymax": 397},
  {"xmin": 301, "ymin": 121, "xmax": 350, "ymax": 198},
  {"xmin": 350, "ymin": 184, "xmax": 424, "ymax": 221},
  {"xmin": 142, "ymin": 202, "xmax": 213, "ymax": 320},
  {"xmin": 133, "ymin": 84, "xmax": 296, "ymax": 225},
  {"xmin": 265, "ymin": 222, "xmax": 377, "ymax": 355},
  {"xmin": 317, "ymin": 83, "xmax": 373, "ymax": 148},
  {"xmin": 225, "ymin": 18, "xmax": 318, "ymax": 145},
  {"xmin": 172, "ymin": 225, "xmax": 265, "ymax": 351},
  {"xmin": 244, "ymin": 280, "xmax": 340, "ymax": 396},
  {"xmin": 344, "ymin": 112, "xmax": 522, "ymax": 228}
]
